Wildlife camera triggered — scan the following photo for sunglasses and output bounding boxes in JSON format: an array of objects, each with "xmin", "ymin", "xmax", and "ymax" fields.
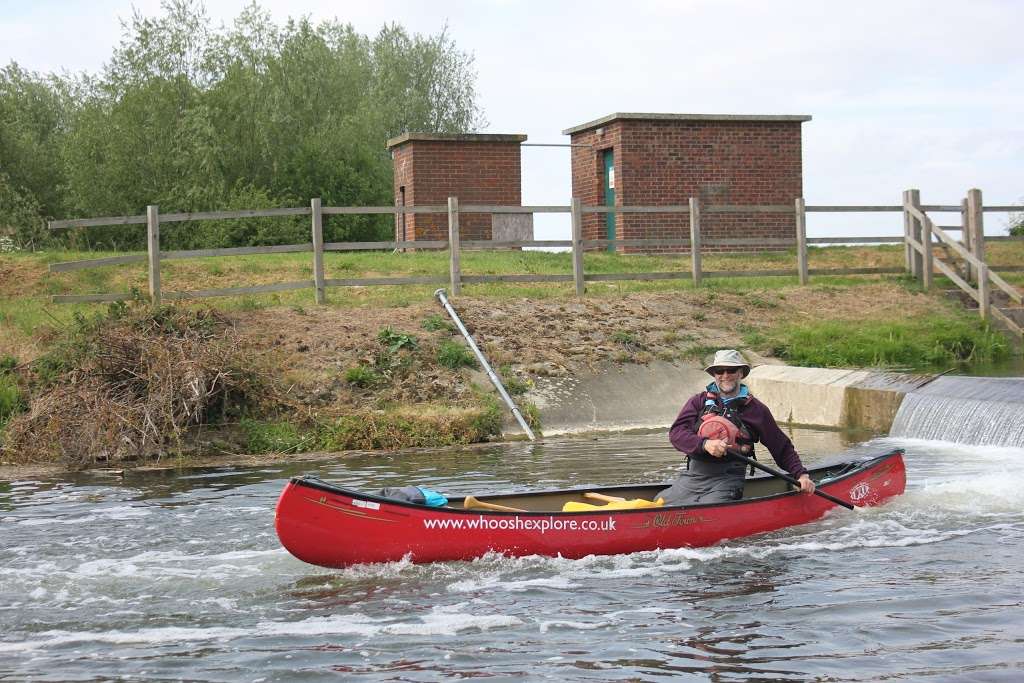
[{"xmin": 710, "ymin": 367, "xmax": 742, "ymax": 375}]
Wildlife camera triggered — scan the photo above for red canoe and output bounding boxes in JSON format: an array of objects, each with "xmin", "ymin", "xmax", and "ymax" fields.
[{"xmin": 275, "ymin": 449, "xmax": 906, "ymax": 568}]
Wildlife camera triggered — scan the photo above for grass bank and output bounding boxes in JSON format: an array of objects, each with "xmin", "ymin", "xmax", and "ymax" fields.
[
  {"xmin": 0, "ymin": 300, "xmax": 518, "ymax": 467},
  {"xmin": 1, "ymin": 244, "xmax": 1019, "ymax": 468}
]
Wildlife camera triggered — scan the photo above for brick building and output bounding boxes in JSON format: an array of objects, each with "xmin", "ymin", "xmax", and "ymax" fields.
[
  {"xmin": 562, "ymin": 113, "xmax": 812, "ymax": 252},
  {"xmin": 386, "ymin": 132, "xmax": 528, "ymax": 243}
]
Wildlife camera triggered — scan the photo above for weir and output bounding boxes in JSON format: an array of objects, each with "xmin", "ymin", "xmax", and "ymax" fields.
[
  {"xmin": 523, "ymin": 363, "xmax": 1024, "ymax": 448},
  {"xmin": 889, "ymin": 376, "xmax": 1024, "ymax": 447}
]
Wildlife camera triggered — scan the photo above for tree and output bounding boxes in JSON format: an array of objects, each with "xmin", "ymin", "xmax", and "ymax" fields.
[
  {"xmin": 0, "ymin": 62, "xmax": 77, "ymax": 246},
  {"xmin": 3, "ymin": 0, "xmax": 485, "ymax": 249},
  {"xmin": 1010, "ymin": 210, "xmax": 1023, "ymax": 237}
]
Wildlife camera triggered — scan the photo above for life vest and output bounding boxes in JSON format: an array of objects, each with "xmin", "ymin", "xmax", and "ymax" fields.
[{"xmin": 689, "ymin": 388, "xmax": 758, "ymax": 473}]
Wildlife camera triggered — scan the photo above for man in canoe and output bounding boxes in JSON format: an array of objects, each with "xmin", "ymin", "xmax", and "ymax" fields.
[{"xmin": 658, "ymin": 349, "xmax": 816, "ymax": 505}]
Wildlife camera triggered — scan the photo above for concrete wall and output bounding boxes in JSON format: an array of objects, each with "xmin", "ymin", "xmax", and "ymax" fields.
[
  {"xmin": 526, "ymin": 361, "xmax": 709, "ymax": 435},
  {"xmin": 746, "ymin": 366, "xmax": 871, "ymax": 428},
  {"xmin": 517, "ymin": 362, "xmax": 917, "ymax": 437},
  {"xmin": 746, "ymin": 365, "xmax": 920, "ymax": 433}
]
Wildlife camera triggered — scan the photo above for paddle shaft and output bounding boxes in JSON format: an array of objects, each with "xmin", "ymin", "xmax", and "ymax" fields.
[
  {"xmin": 727, "ymin": 449, "xmax": 856, "ymax": 510},
  {"xmin": 462, "ymin": 495, "xmax": 526, "ymax": 513},
  {"xmin": 583, "ymin": 492, "xmax": 626, "ymax": 503}
]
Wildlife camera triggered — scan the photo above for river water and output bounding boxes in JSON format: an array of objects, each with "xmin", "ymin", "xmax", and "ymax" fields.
[{"xmin": 2, "ymin": 429, "xmax": 1023, "ymax": 682}]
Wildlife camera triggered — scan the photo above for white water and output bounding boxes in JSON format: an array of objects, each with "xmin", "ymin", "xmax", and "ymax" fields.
[
  {"xmin": 2, "ymin": 432, "xmax": 1023, "ymax": 680},
  {"xmin": 890, "ymin": 376, "xmax": 1024, "ymax": 446}
]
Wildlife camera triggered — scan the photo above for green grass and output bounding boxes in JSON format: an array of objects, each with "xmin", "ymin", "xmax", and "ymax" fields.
[
  {"xmin": 4, "ymin": 246, "xmax": 1021, "ymax": 365},
  {"xmin": 344, "ymin": 364, "xmax": 382, "ymax": 388},
  {"xmin": 0, "ymin": 374, "xmax": 25, "ymax": 430},
  {"xmin": 746, "ymin": 314, "xmax": 1010, "ymax": 370},
  {"xmin": 241, "ymin": 419, "xmax": 312, "ymax": 454},
  {"xmin": 421, "ymin": 313, "xmax": 454, "ymax": 333},
  {"xmin": 610, "ymin": 330, "xmax": 638, "ymax": 345},
  {"xmin": 437, "ymin": 340, "xmax": 478, "ymax": 369},
  {"xmin": 4, "ymin": 245, "xmax": 1017, "ymax": 309},
  {"xmin": 314, "ymin": 401, "xmax": 503, "ymax": 451}
]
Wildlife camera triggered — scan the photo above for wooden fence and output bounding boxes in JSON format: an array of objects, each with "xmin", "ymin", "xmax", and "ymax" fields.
[
  {"xmin": 902, "ymin": 189, "xmax": 1022, "ymax": 335},
  {"xmin": 47, "ymin": 190, "xmax": 1023, "ymax": 334}
]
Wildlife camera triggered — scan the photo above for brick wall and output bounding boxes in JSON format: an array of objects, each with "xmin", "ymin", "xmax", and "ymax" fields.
[
  {"xmin": 389, "ymin": 134, "xmax": 526, "ymax": 242},
  {"xmin": 569, "ymin": 126, "xmax": 622, "ymax": 242},
  {"xmin": 565, "ymin": 115, "xmax": 808, "ymax": 252}
]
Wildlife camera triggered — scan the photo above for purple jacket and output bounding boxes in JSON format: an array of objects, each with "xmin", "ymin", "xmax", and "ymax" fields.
[{"xmin": 668, "ymin": 387, "xmax": 808, "ymax": 478}]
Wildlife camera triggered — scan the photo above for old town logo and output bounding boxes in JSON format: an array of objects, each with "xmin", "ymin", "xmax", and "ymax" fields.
[{"xmin": 848, "ymin": 482, "xmax": 871, "ymax": 501}]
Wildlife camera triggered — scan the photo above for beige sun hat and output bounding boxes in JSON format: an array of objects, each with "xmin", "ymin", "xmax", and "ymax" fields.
[{"xmin": 704, "ymin": 349, "xmax": 751, "ymax": 378}]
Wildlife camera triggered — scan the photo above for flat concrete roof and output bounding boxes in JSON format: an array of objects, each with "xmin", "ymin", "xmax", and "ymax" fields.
[
  {"xmin": 562, "ymin": 113, "xmax": 812, "ymax": 136},
  {"xmin": 386, "ymin": 132, "xmax": 528, "ymax": 149}
]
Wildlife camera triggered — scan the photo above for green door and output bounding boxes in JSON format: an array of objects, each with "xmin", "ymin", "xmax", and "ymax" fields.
[{"xmin": 603, "ymin": 149, "xmax": 616, "ymax": 252}]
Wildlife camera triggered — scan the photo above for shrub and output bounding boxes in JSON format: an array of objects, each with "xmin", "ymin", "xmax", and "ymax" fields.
[{"xmin": 5, "ymin": 302, "xmax": 270, "ymax": 465}]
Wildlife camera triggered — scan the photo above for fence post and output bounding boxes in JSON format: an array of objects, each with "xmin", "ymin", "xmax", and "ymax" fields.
[
  {"xmin": 311, "ymin": 197, "xmax": 325, "ymax": 304},
  {"xmin": 688, "ymin": 196, "xmax": 702, "ymax": 287},
  {"xmin": 448, "ymin": 196, "xmax": 462, "ymax": 295},
  {"xmin": 967, "ymin": 188, "xmax": 985, "ymax": 279},
  {"xmin": 146, "ymin": 204, "xmax": 161, "ymax": 306},
  {"xmin": 978, "ymin": 263, "xmax": 991, "ymax": 322},
  {"xmin": 903, "ymin": 189, "xmax": 922, "ymax": 280},
  {"xmin": 921, "ymin": 213, "xmax": 934, "ymax": 290},
  {"xmin": 795, "ymin": 197, "xmax": 808, "ymax": 285},
  {"xmin": 571, "ymin": 197, "xmax": 585, "ymax": 296},
  {"xmin": 960, "ymin": 198, "xmax": 973, "ymax": 283}
]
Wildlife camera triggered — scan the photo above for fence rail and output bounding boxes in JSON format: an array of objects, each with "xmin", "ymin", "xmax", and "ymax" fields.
[{"xmin": 45, "ymin": 191, "xmax": 1024, "ymax": 337}]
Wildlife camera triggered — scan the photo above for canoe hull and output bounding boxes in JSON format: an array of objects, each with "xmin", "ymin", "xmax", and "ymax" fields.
[{"xmin": 275, "ymin": 450, "xmax": 906, "ymax": 568}]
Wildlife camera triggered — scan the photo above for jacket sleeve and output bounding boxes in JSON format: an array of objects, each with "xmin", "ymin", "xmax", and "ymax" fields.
[
  {"xmin": 668, "ymin": 393, "xmax": 706, "ymax": 456},
  {"xmin": 748, "ymin": 399, "xmax": 808, "ymax": 478}
]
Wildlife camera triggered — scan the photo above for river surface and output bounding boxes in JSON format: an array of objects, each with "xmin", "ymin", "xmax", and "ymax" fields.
[{"xmin": 2, "ymin": 429, "xmax": 1023, "ymax": 682}]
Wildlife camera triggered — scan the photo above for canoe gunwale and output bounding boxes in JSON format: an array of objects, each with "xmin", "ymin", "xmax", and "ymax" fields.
[{"xmin": 286, "ymin": 449, "xmax": 904, "ymax": 516}]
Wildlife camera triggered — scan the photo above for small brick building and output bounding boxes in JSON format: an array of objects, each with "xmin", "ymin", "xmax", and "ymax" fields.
[
  {"xmin": 387, "ymin": 132, "xmax": 528, "ymax": 243},
  {"xmin": 562, "ymin": 113, "xmax": 811, "ymax": 252}
]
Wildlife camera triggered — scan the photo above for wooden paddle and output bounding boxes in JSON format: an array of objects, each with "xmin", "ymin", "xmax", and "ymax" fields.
[
  {"xmin": 726, "ymin": 448, "xmax": 856, "ymax": 510},
  {"xmin": 462, "ymin": 495, "xmax": 526, "ymax": 513}
]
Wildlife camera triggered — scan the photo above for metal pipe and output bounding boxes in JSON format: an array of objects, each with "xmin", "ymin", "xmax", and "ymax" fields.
[
  {"xmin": 434, "ymin": 288, "xmax": 537, "ymax": 441},
  {"xmin": 520, "ymin": 143, "xmax": 593, "ymax": 148}
]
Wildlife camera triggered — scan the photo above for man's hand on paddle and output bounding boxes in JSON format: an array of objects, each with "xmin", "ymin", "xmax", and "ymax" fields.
[{"xmin": 797, "ymin": 474, "xmax": 816, "ymax": 495}]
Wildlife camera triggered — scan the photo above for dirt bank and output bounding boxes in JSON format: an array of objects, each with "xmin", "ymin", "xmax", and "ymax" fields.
[
  {"xmin": 0, "ymin": 281, "xmax": 943, "ymax": 475},
  {"xmin": 232, "ymin": 281, "xmax": 935, "ymax": 390}
]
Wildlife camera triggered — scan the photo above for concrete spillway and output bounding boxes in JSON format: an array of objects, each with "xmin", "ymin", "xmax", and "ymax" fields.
[{"xmin": 522, "ymin": 362, "xmax": 1024, "ymax": 448}]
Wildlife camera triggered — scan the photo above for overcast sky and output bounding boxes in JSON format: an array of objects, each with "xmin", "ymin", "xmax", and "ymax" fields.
[{"xmin": 4, "ymin": 0, "xmax": 1022, "ymax": 237}]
